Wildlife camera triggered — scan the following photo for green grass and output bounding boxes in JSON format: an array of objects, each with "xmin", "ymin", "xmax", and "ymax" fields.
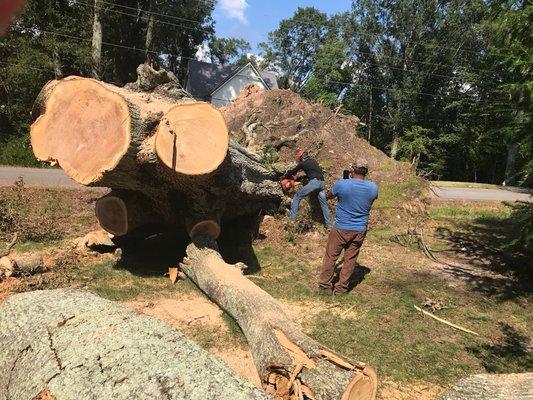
[{"xmin": 429, "ymin": 204, "xmax": 512, "ymax": 219}]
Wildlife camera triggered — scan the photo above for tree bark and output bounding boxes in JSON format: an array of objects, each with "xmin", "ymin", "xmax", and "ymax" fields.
[
  {"xmin": 180, "ymin": 235, "xmax": 378, "ymax": 400},
  {"xmin": 144, "ymin": 0, "xmax": 155, "ymax": 63},
  {"xmin": 503, "ymin": 143, "xmax": 518, "ymax": 186},
  {"xmin": 91, "ymin": 0, "xmax": 102, "ymax": 79},
  {"xmin": 0, "ymin": 253, "xmax": 45, "ymax": 278},
  {"xmin": 30, "ymin": 73, "xmax": 282, "ymax": 239},
  {"xmin": 0, "ymin": 289, "xmax": 270, "ymax": 400},
  {"xmin": 439, "ymin": 373, "xmax": 533, "ymax": 400}
]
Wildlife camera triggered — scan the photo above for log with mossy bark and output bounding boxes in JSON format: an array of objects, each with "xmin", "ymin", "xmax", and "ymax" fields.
[
  {"xmin": 180, "ymin": 235, "xmax": 378, "ymax": 400},
  {"xmin": 0, "ymin": 289, "xmax": 270, "ymax": 400},
  {"xmin": 30, "ymin": 70, "xmax": 282, "ymax": 238}
]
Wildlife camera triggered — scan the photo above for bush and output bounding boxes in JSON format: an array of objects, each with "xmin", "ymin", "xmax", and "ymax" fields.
[
  {"xmin": 0, "ymin": 178, "xmax": 64, "ymax": 242},
  {"xmin": 0, "ymin": 135, "xmax": 41, "ymax": 167},
  {"xmin": 503, "ymin": 201, "xmax": 533, "ymax": 257}
]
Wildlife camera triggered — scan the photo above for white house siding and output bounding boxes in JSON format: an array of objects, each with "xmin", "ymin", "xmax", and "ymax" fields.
[{"xmin": 210, "ymin": 65, "xmax": 267, "ymax": 107}]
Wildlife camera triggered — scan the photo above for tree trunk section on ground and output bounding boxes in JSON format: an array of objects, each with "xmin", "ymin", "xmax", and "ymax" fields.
[
  {"xmin": 180, "ymin": 235, "xmax": 377, "ymax": 400},
  {"xmin": 439, "ymin": 373, "xmax": 533, "ymax": 400},
  {"xmin": 0, "ymin": 289, "xmax": 270, "ymax": 400},
  {"xmin": 0, "ymin": 253, "xmax": 44, "ymax": 278},
  {"xmin": 30, "ymin": 71, "xmax": 283, "ymax": 239}
]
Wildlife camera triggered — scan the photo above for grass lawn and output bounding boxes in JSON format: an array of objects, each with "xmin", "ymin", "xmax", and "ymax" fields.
[{"xmin": 1, "ymin": 184, "xmax": 530, "ymax": 399}]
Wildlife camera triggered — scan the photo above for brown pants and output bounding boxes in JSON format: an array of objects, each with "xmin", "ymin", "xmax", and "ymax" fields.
[{"xmin": 318, "ymin": 228, "xmax": 366, "ymax": 294}]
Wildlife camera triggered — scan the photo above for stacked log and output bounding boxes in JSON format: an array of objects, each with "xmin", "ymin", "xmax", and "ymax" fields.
[{"xmin": 30, "ymin": 71, "xmax": 281, "ymax": 240}]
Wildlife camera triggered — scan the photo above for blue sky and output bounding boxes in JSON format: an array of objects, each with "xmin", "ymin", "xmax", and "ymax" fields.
[{"xmin": 213, "ymin": 1, "xmax": 352, "ymax": 52}]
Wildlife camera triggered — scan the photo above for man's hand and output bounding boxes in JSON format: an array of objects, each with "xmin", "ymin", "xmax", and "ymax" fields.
[{"xmin": 0, "ymin": 0, "xmax": 23, "ymax": 34}]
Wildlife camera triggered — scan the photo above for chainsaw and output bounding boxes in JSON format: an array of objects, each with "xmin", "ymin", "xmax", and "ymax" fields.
[{"xmin": 280, "ymin": 177, "xmax": 296, "ymax": 194}]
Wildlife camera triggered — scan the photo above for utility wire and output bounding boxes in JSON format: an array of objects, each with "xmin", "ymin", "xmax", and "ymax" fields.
[
  {"xmin": 78, "ymin": 1, "xmax": 214, "ymax": 35},
  {"xmin": 94, "ymin": 0, "xmax": 213, "ymax": 26},
  {"xmin": 76, "ymin": 1, "xmax": 497, "ymax": 74}
]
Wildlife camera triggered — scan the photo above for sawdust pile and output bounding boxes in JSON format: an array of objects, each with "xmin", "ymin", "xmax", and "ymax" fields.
[{"xmin": 220, "ymin": 87, "xmax": 412, "ymax": 185}]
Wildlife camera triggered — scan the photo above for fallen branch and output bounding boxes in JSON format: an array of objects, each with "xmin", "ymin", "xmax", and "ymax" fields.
[
  {"xmin": 0, "ymin": 233, "xmax": 18, "ymax": 257},
  {"xmin": 413, "ymin": 305, "xmax": 479, "ymax": 336}
]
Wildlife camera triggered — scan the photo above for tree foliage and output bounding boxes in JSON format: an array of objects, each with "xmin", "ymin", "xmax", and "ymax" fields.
[
  {"xmin": 0, "ymin": 0, "xmax": 215, "ymax": 164},
  {"xmin": 262, "ymin": 0, "xmax": 531, "ymax": 185}
]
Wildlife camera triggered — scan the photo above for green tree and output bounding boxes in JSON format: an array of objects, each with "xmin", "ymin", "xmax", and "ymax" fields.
[
  {"xmin": 259, "ymin": 7, "xmax": 329, "ymax": 91},
  {"xmin": 208, "ymin": 37, "xmax": 250, "ymax": 65}
]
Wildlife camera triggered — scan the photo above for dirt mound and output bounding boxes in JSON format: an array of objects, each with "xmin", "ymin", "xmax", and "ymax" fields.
[{"xmin": 220, "ymin": 88, "xmax": 413, "ymax": 186}]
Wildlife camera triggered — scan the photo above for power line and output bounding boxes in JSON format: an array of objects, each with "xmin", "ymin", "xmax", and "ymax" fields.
[
  {"xmin": 93, "ymin": 0, "xmax": 212, "ymax": 26},
  {"xmin": 39, "ymin": 29, "xmax": 199, "ymax": 62},
  {"xmin": 325, "ymin": 79, "xmax": 496, "ymax": 104},
  {"xmin": 77, "ymin": 1, "xmax": 213, "ymax": 35},
  {"xmin": 26, "ymin": 30, "xmax": 497, "ymax": 105}
]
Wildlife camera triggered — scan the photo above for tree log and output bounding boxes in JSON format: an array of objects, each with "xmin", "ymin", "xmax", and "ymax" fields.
[
  {"xmin": 180, "ymin": 235, "xmax": 378, "ymax": 400},
  {"xmin": 30, "ymin": 74, "xmax": 283, "ymax": 239},
  {"xmin": 439, "ymin": 373, "xmax": 533, "ymax": 400},
  {"xmin": 0, "ymin": 253, "xmax": 45, "ymax": 279},
  {"xmin": 0, "ymin": 289, "xmax": 270, "ymax": 400}
]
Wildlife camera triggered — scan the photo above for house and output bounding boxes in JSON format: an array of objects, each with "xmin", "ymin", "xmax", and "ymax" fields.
[{"xmin": 185, "ymin": 60, "xmax": 278, "ymax": 107}]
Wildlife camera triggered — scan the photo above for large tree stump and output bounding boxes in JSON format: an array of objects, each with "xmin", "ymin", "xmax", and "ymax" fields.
[
  {"xmin": 0, "ymin": 289, "xmax": 270, "ymax": 400},
  {"xmin": 180, "ymin": 235, "xmax": 378, "ymax": 400}
]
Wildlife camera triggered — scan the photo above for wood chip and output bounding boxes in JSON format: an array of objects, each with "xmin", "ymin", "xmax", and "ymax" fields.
[{"xmin": 168, "ymin": 267, "xmax": 179, "ymax": 284}]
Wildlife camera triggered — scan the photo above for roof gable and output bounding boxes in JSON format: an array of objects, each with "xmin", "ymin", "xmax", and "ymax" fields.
[{"xmin": 186, "ymin": 60, "xmax": 237, "ymax": 99}]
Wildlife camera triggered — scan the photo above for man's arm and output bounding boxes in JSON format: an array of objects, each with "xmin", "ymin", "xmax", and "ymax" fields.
[
  {"xmin": 284, "ymin": 162, "xmax": 303, "ymax": 179},
  {"xmin": 327, "ymin": 180, "xmax": 340, "ymax": 200}
]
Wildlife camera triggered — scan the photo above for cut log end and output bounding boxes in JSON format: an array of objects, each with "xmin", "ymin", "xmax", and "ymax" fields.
[
  {"xmin": 188, "ymin": 220, "xmax": 221, "ymax": 239},
  {"xmin": 95, "ymin": 195, "xmax": 128, "ymax": 236},
  {"xmin": 31, "ymin": 77, "xmax": 131, "ymax": 185},
  {"xmin": 342, "ymin": 366, "xmax": 378, "ymax": 400},
  {"xmin": 155, "ymin": 103, "xmax": 229, "ymax": 175}
]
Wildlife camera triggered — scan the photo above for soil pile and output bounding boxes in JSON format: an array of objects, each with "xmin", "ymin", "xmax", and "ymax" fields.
[{"xmin": 220, "ymin": 87, "xmax": 413, "ymax": 186}]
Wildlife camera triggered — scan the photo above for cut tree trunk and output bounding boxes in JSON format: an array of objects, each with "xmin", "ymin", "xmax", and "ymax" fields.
[
  {"xmin": 0, "ymin": 253, "xmax": 45, "ymax": 279},
  {"xmin": 0, "ymin": 289, "xmax": 270, "ymax": 400},
  {"xmin": 180, "ymin": 235, "xmax": 378, "ymax": 400},
  {"xmin": 30, "ymin": 71, "xmax": 282, "ymax": 239},
  {"xmin": 439, "ymin": 373, "xmax": 533, "ymax": 400},
  {"xmin": 30, "ymin": 75, "xmax": 227, "ymax": 188}
]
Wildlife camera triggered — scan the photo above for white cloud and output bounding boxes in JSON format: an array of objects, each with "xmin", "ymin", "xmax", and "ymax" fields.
[
  {"xmin": 219, "ymin": 0, "xmax": 248, "ymax": 22},
  {"xmin": 195, "ymin": 42, "xmax": 211, "ymax": 62}
]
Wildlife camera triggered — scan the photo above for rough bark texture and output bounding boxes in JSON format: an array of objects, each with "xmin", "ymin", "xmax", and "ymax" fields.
[
  {"xmin": 0, "ymin": 289, "xmax": 271, "ymax": 400},
  {"xmin": 180, "ymin": 235, "xmax": 377, "ymax": 400},
  {"xmin": 30, "ymin": 71, "xmax": 283, "ymax": 239},
  {"xmin": 439, "ymin": 373, "xmax": 533, "ymax": 400},
  {"xmin": 0, "ymin": 253, "xmax": 45, "ymax": 279}
]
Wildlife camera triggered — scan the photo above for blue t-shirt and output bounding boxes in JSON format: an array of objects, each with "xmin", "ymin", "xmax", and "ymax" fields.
[{"xmin": 332, "ymin": 178, "xmax": 378, "ymax": 231}]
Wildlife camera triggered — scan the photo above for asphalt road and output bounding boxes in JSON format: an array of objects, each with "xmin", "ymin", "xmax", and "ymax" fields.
[
  {"xmin": 431, "ymin": 186, "xmax": 532, "ymax": 202},
  {"xmin": 0, "ymin": 166, "xmax": 86, "ymax": 189},
  {"xmin": 0, "ymin": 167, "xmax": 531, "ymax": 202}
]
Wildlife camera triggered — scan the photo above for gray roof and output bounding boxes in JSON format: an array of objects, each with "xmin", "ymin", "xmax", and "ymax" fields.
[
  {"xmin": 186, "ymin": 60, "xmax": 237, "ymax": 100},
  {"xmin": 260, "ymin": 71, "xmax": 278, "ymax": 89},
  {"xmin": 186, "ymin": 60, "xmax": 278, "ymax": 99}
]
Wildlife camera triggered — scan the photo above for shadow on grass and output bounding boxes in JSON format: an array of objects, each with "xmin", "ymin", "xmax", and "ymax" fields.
[
  {"xmin": 329, "ymin": 264, "xmax": 371, "ymax": 293},
  {"xmin": 115, "ymin": 230, "xmax": 188, "ymax": 277},
  {"xmin": 436, "ymin": 212, "xmax": 531, "ymax": 299},
  {"xmin": 467, "ymin": 322, "xmax": 532, "ymax": 373}
]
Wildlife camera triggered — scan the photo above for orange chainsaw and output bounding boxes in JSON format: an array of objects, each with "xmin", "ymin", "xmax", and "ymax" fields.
[{"xmin": 280, "ymin": 177, "xmax": 296, "ymax": 194}]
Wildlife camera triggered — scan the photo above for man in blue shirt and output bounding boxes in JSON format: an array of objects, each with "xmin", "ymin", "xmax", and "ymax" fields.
[{"xmin": 318, "ymin": 158, "xmax": 378, "ymax": 294}]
